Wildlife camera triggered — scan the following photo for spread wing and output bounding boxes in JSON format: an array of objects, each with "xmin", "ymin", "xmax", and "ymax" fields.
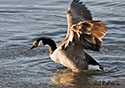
[
  {"xmin": 69, "ymin": 20, "xmax": 107, "ymax": 51},
  {"xmin": 58, "ymin": 0, "xmax": 92, "ymax": 47},
  {"xmin": 67, "ymin": 0, "xmax": 92, "ymax": 31}
]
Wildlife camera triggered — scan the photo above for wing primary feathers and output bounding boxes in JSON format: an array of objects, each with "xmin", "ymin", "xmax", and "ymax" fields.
[
  {"xmin": 70, "ymin": 20, "xmax": 107, "ymax": 51},
  {"xmin": 72, "ymin": 0, "xmax": 80, "ymax": 3},
  {"xmin": 67, "ymin": 0, "xmax": 92, "ymax": 25}
]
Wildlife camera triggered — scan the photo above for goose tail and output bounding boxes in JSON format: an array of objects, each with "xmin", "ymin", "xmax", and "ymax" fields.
[{"xmin": 85, "ymin": 52, "xmax": 103, "ymax": 71}]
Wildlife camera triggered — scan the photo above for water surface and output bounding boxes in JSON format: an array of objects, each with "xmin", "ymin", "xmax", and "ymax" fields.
[{"xmin": 0, "ymin": 0, "xmax": 125, "ymax": 88}]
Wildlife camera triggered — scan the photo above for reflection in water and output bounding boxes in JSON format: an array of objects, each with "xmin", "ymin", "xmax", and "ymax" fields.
[
  {"xmin": 49, "ymin": 65, "xmax": 124, "ymax": 88},
  {"xmin": 51, "ymin": 69, "xmax": 104, "ymax": 87}
]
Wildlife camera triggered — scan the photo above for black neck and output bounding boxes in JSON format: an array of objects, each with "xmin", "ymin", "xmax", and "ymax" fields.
[
  {"xmin": 42, "ymin": 38, "xmax": 57, "ymax": 54},
  {"xmin": 48, "ymin": 41, "xmax": 57, "ymax": 54}
]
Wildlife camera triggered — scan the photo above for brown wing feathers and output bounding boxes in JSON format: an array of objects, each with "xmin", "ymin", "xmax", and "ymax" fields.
[
  {"xmin": 90, "ymin": 21, "xmax": 107, "ymax": 42},
  {"xmin": 71, "ymin": 21, "xmax": 107, "ymax": 51},
  {"xmin": 67, "ymin": 0, "xmax": 92, "ymax": 30},
  {"xmin": 59, "ymin": 0, "xmax": 107, "ymax": 51}
]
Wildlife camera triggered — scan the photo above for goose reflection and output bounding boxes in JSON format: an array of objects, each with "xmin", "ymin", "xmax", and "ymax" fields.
[{"xmin": 51, "ymin": 69, "xmax": 96, "ymax": 87}]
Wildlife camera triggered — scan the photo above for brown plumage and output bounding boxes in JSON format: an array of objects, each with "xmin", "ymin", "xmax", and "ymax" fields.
[
  {"xmin": 71, "ymin": 21, "xmax": 107, "ymax": 51},
  {"xmin": 30, "ymin": 0, "xmax": 107, "ymax": 72},
  {"xmin": 66, "ymin": 0, "xmax": 92, "ymax": 38}
]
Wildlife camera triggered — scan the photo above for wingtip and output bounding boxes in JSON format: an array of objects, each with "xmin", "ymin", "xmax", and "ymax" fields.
[{"xmin": 72, "ymin": 0, "xmax": 80, "ymax": 3}]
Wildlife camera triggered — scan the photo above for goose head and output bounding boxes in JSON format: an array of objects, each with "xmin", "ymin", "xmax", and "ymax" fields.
[
  {"xmin": 30, "ymin": 37, "xmax": 46, "ymax": 50},
  {"xmin": 30, "ymin": 37, "xmax": 57, "ymax": 54}
]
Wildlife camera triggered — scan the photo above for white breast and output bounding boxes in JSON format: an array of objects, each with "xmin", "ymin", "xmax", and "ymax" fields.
[{"xmin": 49, "ymin": 44, "xmax": 88, "ymax": 72}]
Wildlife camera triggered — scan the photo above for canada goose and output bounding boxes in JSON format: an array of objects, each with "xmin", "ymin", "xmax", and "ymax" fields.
[{"xmin": 30, "ymin": 0, "xmax": 107, "ymax": 73}]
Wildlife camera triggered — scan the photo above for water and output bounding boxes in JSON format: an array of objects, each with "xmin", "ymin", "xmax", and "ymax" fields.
[{"xmin": 0, "ymin": 0, "xmax": 125, "ymax": 88}]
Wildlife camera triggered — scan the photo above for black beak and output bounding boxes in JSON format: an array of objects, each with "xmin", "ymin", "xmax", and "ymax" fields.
[{"xmin": 30, "ymin": 46, "xmax": 37, "ymax": 50}]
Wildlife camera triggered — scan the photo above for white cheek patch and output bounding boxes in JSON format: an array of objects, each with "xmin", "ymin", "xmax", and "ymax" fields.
[{"xmin": 38, "ymin": 40, "xmax": 43, "ymax": 47}]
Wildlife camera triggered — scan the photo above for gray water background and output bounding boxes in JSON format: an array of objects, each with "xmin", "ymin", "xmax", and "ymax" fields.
[{"xmin": 0, "ymin": 0, "xmax": 125, "ymax": 88}]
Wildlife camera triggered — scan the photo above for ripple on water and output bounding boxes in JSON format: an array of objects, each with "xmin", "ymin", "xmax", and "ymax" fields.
[{"xmin": 0, "ymin": 0, "xmax": 125, "ymax": 88}]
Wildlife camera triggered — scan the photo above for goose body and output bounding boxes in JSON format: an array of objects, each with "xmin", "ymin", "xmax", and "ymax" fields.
[
  {"xmin": 50, "ymin": 41, "xmax": 88, "ymax": 72},
  {"xmin": 30, "ymin": 0, "xmax": 107, "ymax": 73}
]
